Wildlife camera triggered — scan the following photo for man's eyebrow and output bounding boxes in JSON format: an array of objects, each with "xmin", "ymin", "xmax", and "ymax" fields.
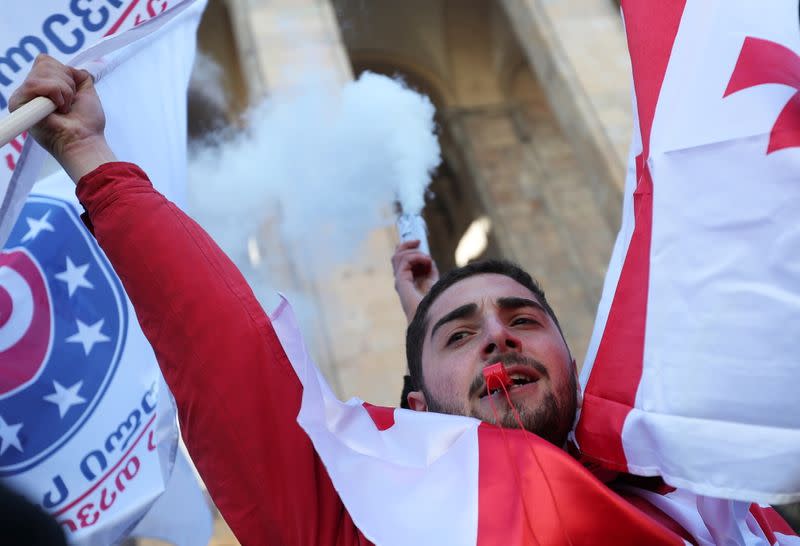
[
  {"xmin": 497, "ymin": 297, "xmax": 546, "ymax": 313},
  {"xmin": 430, "ymin": 303, "xmax": 478, "ymax": 340}
]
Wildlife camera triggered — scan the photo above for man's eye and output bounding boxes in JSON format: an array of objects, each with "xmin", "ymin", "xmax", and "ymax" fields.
[
  {"xmin": 446, "ymin": 331, "xmax": 469, "ymax": 345},
  {"xmin": 511, "ymin": 317, "xmax": 538, "ymax": 326}
]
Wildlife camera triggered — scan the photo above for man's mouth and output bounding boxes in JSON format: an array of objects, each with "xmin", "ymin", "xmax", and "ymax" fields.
[{"xmin": 479, "ymin": 365, "xmax": 541, "ymax": 399}]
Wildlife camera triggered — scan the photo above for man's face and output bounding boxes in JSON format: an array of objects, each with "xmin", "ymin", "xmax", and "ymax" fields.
[{"xmin": 407, "ymin": 274, "xmax": 579, "ymax": 447}]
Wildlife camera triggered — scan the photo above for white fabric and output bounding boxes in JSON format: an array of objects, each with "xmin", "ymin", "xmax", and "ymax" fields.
[
  {"xmin": 130, "ymin": 448, "xmax": 213, "ymax": 546},
  {"xmin": 0, "ymin": 2, "xmax": 211, "ymax": 544},
  {"xmin": 271, "ymin": 296, "xmax": 482, "ymax": 546},
  {"xmin": 580, "ymin": 0, "xmax": 800, "ymax": 504},
  {"xmin": 0, "ymin": 0, "xmax": 202, "ymax": 245},
  {"xmin": 623, "ymin": 486, "xmax": 800, "ymax": 546}
]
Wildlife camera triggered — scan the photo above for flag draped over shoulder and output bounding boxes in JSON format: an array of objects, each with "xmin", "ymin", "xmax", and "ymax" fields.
[
  {"xmin": 271, "ymin": 293, "xmax": 800, "ymax": 545},
  {"xmin": 575, "ymin": 0, "xmax": 800, "ymax": 505},
  {"xmin": 0, "ymin": 1, "xmax": 211, "ymax": 544},
  {"xmin": 271, "ymin": 298, "xmax": 707, "ymax": 546}
]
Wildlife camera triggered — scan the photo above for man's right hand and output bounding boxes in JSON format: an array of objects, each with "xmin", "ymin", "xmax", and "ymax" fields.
[
  {"xmin": 392, "ymin": 240, "xmax": 439, "ymax": 323},
  {"xmin": 9, "ymin": 54, "xmax": 115, "ymax": 182}
]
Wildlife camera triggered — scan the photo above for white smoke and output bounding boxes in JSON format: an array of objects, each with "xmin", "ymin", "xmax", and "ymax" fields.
[
  {"xmin": 188, "ymin": 50, "xmax": 228, "ymax": 114},
  {"xmin": 188, "ymin": 71, "xmax": 441, "ymax": 274}
]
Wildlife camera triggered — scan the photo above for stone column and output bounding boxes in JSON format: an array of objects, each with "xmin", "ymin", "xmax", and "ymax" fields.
[
  {"xmin": 224, "ymin": 0, "xmax": 352, "ymax": 96},
  {"xmin": 443, "ymin": 86, "xmax": 616, "ymax": 363},
  {"xmin": 222, "ymin": 0, "xmax": 410, "ymax": 405},
  {"xmin": 500, "ymin": 0, "xmax": 632, "ymax": 230}
]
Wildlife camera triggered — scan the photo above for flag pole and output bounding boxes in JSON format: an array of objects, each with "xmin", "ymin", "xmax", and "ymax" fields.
[{"xmin": 0, "ymin": 96, "xmax": 56, "ymax": 148}]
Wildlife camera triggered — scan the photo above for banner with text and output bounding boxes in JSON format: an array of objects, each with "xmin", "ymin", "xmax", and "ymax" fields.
[{"xmin": 0, "ymin": 1, "xmax": 211, "ymax": 544}]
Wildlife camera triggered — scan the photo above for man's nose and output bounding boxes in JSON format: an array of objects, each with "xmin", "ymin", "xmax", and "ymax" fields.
[{"xmin": 481, "ymin": 318, "xmax": 521, "ymax": 357}]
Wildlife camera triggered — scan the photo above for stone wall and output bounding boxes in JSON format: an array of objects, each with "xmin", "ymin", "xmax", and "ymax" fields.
[{"xmin": 336, "ymin": 0, "xmax": 623, "ymax": 364}]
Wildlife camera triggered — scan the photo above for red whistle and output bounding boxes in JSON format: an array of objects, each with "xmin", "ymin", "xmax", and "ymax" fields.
[{"xmin": 483, "ymin": 363, "xmax": 511, "ymax": 390}]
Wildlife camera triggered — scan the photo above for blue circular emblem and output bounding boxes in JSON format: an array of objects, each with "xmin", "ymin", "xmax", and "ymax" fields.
[{"xmin": 0, "ymin": 195, "xmax": 127, "ymax": 476}]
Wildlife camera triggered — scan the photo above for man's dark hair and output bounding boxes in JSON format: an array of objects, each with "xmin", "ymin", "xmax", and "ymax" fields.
[{"xmin": 404, "ymin": 259, "xmax": 564, "ymax": 398}]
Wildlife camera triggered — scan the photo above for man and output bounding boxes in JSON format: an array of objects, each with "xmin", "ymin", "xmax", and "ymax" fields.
[
  {"xmin": 393, "ymin": 241, "xmax": 577, "ymax": 447},
  {"xmin": 391, "ymin": 239, "xmax": 437, "ymax": 409},
  {"xmin": 10, "ymin": 55, "xmax": 798, "ymax": 545}
]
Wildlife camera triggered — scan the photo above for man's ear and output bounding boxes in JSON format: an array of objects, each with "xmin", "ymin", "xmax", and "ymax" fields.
[{"xmin": 407, "ymin": 390, "xmax": 428, "ymax": 412}]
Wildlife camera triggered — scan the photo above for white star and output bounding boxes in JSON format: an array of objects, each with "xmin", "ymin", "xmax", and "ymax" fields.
[
  {"xmin": 54, "ymin": 257, "xmax": 93, "ymax": 297},
  {"xmin": 66, "ymin": 318, "xmax": 110, "ymax": 356},
  {"xmin": 0, "ymin": 415, "xmax": 23, "ymax": 455},
  {"xmin": 43, "ymin": 381, "xmax": 87, "ymax": 418},
  {"xmin": 21, "ymin": 210, "xmax": 55, "ymax": 242}
]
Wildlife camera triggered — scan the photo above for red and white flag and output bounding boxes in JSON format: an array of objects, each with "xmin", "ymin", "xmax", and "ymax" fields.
[
  {"xmin": 272, "ymin": 298, "xmax": 798, "ymax": 545},
  {"xmin": 575, "ymin": 0, "xmax": 800, "ymax": 505}
]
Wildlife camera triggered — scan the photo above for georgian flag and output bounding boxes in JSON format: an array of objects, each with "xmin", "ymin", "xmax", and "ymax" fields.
[
  {"xmin": 575, "ymin": 0, "xmax": 800, "ymax": 505},
  {"xmin": 273, "ymin": 296, "xmax": 799, "ymax": 545},
  {"xmin": 0, "ymin": 1, "xmax": 212, "ymax": 544}
]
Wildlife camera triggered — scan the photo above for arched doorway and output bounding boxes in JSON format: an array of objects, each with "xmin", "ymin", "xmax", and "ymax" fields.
[{"xmin": 188, "ymin": 0, "xmax": 249, "ymax": 139}]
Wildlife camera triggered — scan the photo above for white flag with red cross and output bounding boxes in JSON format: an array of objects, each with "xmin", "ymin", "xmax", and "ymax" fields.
[{"xmin": 575, "ymin": 0, "xmax": 800, "ymax": 505}]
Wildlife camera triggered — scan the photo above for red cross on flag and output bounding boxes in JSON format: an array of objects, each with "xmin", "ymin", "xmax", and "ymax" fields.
[
  {"xmin": 725, "ymin": 37, "xmax": 800, "ymax": 153},
  {"xmin": 575, "ymin": 0, "xmax": 800, "ymax": 504}
]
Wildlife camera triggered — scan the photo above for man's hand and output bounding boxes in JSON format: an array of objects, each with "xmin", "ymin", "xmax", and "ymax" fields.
[
  {"xmin": 9, "ymin": 54, "xmax": 115, "ymax": 182},
  {"xmin": 392, "ymin": 240, "xmax": 439, "ymax": 323}
]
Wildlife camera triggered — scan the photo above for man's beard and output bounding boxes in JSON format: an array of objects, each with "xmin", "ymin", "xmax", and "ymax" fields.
[{"xmin": 423, "ymin": 359, "xmax": 578, "ymax": 447}]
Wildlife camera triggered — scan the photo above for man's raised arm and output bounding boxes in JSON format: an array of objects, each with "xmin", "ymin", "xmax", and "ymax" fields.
[
  {"xmin": 11, "ymin": 55, "xmax": 367, "ymax": 546},
  {"xmin": 391, "ymin": 239, "xmax": 439, "ymax": 323}
]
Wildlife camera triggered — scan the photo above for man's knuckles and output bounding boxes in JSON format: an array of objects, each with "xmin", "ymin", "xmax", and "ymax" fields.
[
  {"xmin": 33, "ymin": 53, "xmax": 54, "ymax": 65},
  {"xmin": 33, "ymin": 54, "xmax": 68, "ymax": 73}
]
